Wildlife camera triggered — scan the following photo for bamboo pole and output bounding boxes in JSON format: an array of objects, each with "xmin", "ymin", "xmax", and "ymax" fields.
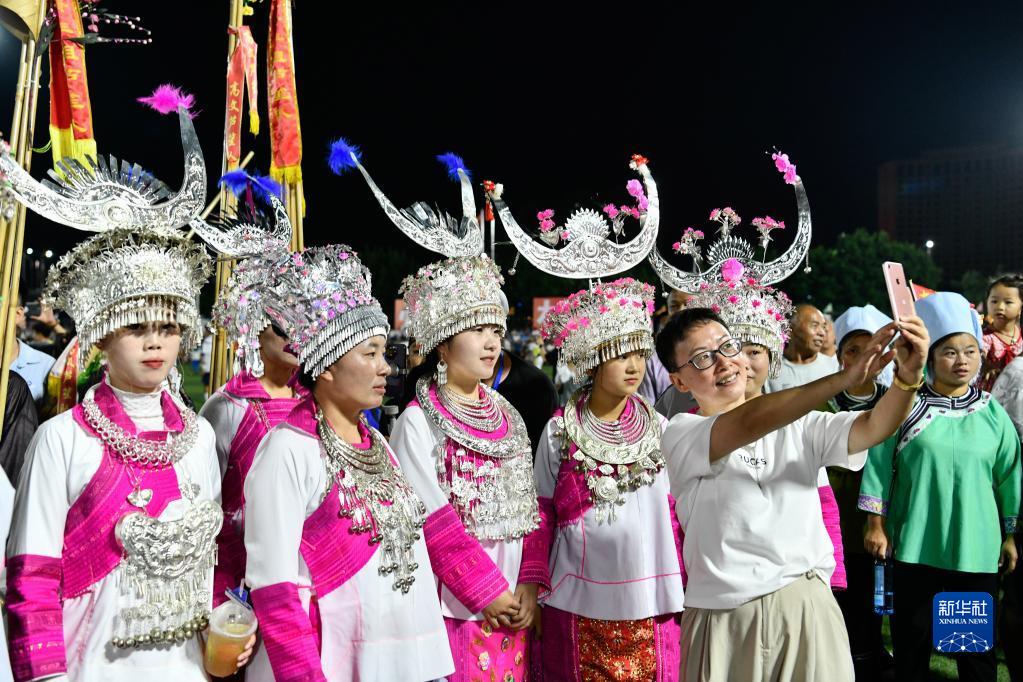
[
  {"xmin": 0, "ymin": 6, "xmax": 45, "ymax": 436},
  {"xmin": 207, "ymin": 0, "xmax": 247, "ymax": 395},
  {"xmin": 286, "ymin": 181, "xmax": 303, "ymax": 251}
]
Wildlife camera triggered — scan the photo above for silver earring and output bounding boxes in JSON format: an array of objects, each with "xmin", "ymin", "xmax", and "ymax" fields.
[{"xmin": 436, "ymin": 359, "xmax": 448, "ymax": 386}]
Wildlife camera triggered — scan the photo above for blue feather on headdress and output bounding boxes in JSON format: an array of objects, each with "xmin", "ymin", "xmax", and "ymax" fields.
[
  {"xmin": 218, "ymin": 170, "xmax": 283, "ymax": 204},
  {"xmin": 436, "ymin": 152, "xmax": 471, "ymax": 181},
  {"xmin": 252, "ymin": 175, "xmax": 283, "ymax": 201},
  {"xmin": 218, "ymin": 169, "xmax": 250, "ymax": 196},
  {"xmin": 328, "ymin": 138, "xmax": 362, "ymax": 175}
]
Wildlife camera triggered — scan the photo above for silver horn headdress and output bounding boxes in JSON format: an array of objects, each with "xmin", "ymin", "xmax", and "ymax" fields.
[
  {"xmin": 327, "ymin": 138, "xmax": 484, "ymax": 257},
  {"xmin": 0, "ymin": 108, "xmax": 205, "ymax": 235},
  {"xmin": 485, "ymin": 154, "xmax": 659, "ymax": 279},
  {"xmin": 649, "ymin": 151, "xmax": 811, "ymax": 293},
  {"xmin": 189, "ymin": 171, "xmax": 292, "ymax": 259},
  {"xmin": 0, "ymin": 85, "xmax": 212, "ymax": 363},
  {"xmin": 200, "ymin": 172, "xmax": 294, "ymax": 377}
]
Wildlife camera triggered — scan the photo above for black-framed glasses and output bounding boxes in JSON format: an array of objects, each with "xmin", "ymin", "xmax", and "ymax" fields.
[{"xmin": 683, "ymin": 338, "xmax": 743, "ymax": 371}]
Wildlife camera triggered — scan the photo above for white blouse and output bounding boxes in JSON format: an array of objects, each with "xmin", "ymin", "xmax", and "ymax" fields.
[
  {"xmin": 534, "ymin": 414, "xmax": 685, "ymax": 620},
  {"xmin": 389, "ymin": 405, "xmax": 524, "ymax": 621},
  {"xmin": 243, "ymin": 423, "xmax": 453, "ymax": 682},
  {"xmin": 7, "ymin": 384, "xmax": 220, "ymax": 682},
  {"xmin": 196, "ymin": 390, "xmax": 248, "ymax": 478}
]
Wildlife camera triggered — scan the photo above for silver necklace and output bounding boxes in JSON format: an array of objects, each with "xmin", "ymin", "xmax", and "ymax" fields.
[
  {"xmin": 581, "ymin": 399, "xmax": 650, "ymax": 445},
  {"xmin": 560, "ymin": 392, "xmax": 664, "ymax": 524},
  {"xmin": 317, "ymin": 410, "xmax": 427, "ymax": 593},
  {"xmin": 84, "ymin": 397, "xmax": 197, "ymax": 468},
  {"xmin": 437, "ymin": 383, "xmax": 504, "ymax": 432},
  {"xmin": 414, "ymin": 377, "xmax": 540, "ymax": 541}
]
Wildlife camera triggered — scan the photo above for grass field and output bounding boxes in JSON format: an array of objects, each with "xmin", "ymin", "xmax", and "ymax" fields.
[
  {"xmin": 879, "ymin": 617, "xmax": 1010, "ymax": 680},
  {"xmin": 181, "ymin": 363, "xmax": 208, "ymax": 409}
]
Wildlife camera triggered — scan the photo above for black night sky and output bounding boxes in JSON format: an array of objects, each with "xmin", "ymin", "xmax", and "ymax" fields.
[{"xmin": 3, "ymin": 2, "xmax": 1023, "ymax": 300}]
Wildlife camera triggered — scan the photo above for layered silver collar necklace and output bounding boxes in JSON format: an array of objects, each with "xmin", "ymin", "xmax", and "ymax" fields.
[
  {"xmin": 415, "ymin": 376, "xmax": 539, "ymax": 541},
  {"xmin": 317, "ymin": 409, "xmax": 427, "ymax": 593},
  {"xmin": 83, "ymin": 396, "xmax": 198, "ymax": 468},
  {"xmin": 561, "ymin": 391, "xmax": 663, "ymax": 523},
  {"xmin": 437, "ymin": 383, "xmax": 504, "ymax": 432}
]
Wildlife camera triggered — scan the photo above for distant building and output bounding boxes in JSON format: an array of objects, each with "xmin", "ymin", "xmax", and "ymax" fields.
[{"xmin": 879, "ymin": 146, "xmax": 1023, "ymax": 280}]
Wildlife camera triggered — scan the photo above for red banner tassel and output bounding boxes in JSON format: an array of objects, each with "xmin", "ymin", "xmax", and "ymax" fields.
[
  {"xmin": 225, "ymin": 26, "xmax": 260, "ymax": 168},
  {"xmin": 48, "ymin": 0, "xmax": 97, "ymax": 168},
  {"xmin": 267, "ymin": 0, "xmax": 304, "ymax": 212}
]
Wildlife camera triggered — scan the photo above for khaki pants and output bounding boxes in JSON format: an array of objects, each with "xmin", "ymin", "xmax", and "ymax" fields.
[{"xmin": 680, "ymin": 572, "xmax": 854, "ymax": 682}]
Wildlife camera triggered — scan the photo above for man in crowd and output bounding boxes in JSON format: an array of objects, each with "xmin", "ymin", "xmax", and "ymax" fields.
[
  {"xmin": 766, "ymin": 302, "xmax": 840, "ymax": 392},
  {"xmin": 8, "ymin": 298, "xmax": 55, "ymax": 405}
]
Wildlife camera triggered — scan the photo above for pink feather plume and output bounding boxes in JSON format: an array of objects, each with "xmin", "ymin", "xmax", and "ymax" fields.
[{"xmin": 137, "ymin": 84, "xmax": 196, "ymax": 116}]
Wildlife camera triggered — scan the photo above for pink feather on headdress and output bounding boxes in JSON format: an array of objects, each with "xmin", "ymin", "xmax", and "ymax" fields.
[{"xmin": 137, "ymin": 84, "xmax": 196, "ymax": 116}]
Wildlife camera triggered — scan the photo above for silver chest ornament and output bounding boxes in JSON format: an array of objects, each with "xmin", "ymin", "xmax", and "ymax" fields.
[
  {"xmin": 319, "ymin": 412, "xmax": 428, "ymax": 594},
  {"xmin": 416, "ymin": 378, "xmax": 540, "ymax": 541},
  {"xmin": 560, "ymin": 394, "xmax": 664, "ymax": 524},
  {"xmin": 111, "ymin": 491, "xmax": 221, "ymax": 649}
]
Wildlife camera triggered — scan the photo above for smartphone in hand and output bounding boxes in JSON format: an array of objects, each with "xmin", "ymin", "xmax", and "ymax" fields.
[{"xmin": 883, "ymin": 262, "xmax": 916, "ymax": 322}]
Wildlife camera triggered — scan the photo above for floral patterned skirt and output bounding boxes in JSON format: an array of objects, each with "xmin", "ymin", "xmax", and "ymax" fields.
[
  {"xmin": 444, "ymin": 617, "xmax": 529, "ymax": 682},
  {"xmin": 536, "ymin": 606, "xmax": 680, "ymax": 682}
]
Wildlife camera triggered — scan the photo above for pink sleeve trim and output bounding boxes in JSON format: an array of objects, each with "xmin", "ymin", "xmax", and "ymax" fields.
[
  {"xmin": 518, "ymin": 497, "xmax": 553, "ymax": 596},
  {"xmin": 6, "ymin": 554, "xmax": 66, "ymax": 681},
  {"xmin": 668, "ymin": 494, "xmax": 687, "ymax": 589},
  {"xmin": 250, "ymin": 581, "xmax": 326, "ymax": 682},
  {"xmin": 819, "ymin": 484, "xmax": 847, "ymax": 590},
  {"xmin": 423, "ymin": 504, "xmax": 509, "ymax": 614}
]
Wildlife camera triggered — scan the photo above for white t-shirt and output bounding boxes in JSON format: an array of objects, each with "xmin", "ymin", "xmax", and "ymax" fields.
[
  {"xmin": 764, "ymin": 353, "xmax": 840, "ymax": 393},
  {"xmin": 662, "ymin": 410, "xmax": 866, "ymax": 610}
]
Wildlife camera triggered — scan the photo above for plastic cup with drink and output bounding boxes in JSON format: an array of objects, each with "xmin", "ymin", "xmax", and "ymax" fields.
[{"xmin": 204, "ymin": 587, "xmax": 258, "ymax": 678}]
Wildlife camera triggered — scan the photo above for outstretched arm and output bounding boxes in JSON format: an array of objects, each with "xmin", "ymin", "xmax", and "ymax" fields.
[{"xmin": 707, "ymin": 319, "xmax": 926, "ymax": 461}]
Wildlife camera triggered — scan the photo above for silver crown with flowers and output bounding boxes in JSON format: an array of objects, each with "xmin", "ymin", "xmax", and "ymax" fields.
[
  {"xmin": 204, "ymin": 177, "xmax": 294, "ymax": 378},
  {"xmin": 648, "ymin": 151, "xmax": 812, "ymax": 293},
  {"xmin": 684, "ymin": 258, "xmax": 793, "ymax": 379},
  {"xmin": 485, "ymin": 154, "xmax": 660, "ymax": 279},
  {"xmin": 262, "ymin": 245, "xmax": 389, "ymax": 379},
  {"xmin": 0, "ymin": 91, "xmax": 212, "ymax": 365},
  {"xmin": 400, "ymin": 255, "xmax": 506, "ymax": 355},
  {"xmin": 540, "ymin": 278, "xmax": 656, "ymax": 376}
]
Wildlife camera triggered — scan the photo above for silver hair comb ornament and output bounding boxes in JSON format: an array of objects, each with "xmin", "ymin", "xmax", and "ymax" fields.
[
  {"xmin": 327, "ymin": 138, "xmax": 484, "ymax": 258},
  {"xmin": 483, "ymin": 154, "xmax": 660, "ymax": 279},
  {"xmin": 649, "ymin": 151, "xmax": 812, "ymax": 293}
]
